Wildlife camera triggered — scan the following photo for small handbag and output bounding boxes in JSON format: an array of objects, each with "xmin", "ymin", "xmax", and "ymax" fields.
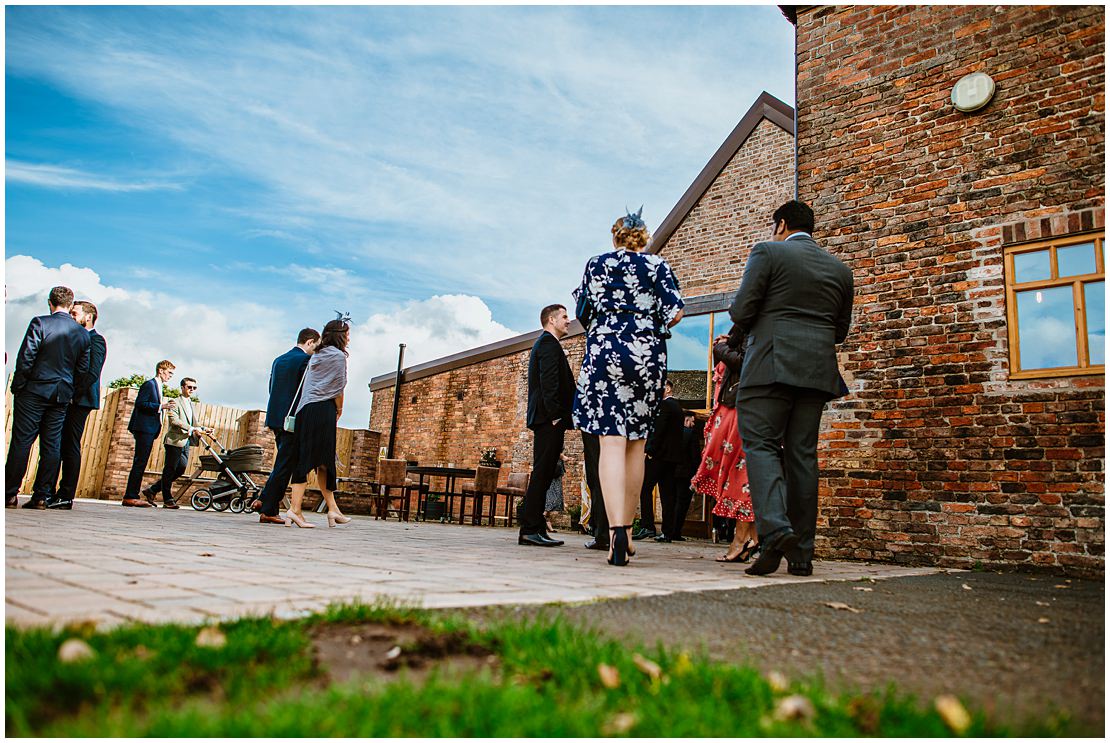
[
  {"xmin": 283, "ymin": 369, "xmax": 308, "ymax": 433},
  {"xmin": 575, "ymin": 289, "xmax": 595, "ymax": 330}
]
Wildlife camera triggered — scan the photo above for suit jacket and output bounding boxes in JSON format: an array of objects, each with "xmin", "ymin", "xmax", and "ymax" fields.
[
  {"xmin": 10, "ymin": 310, "xmax": 92, "ymax": 405},
  {"xmin": 646, "ymin": 396, "xmax": 685, "ymax": 464},
  {"xmin": 713, "ymin": 323, "xmax": 747, "ymax": 409},
  {"xmin": 678, "ymin": 424, "xmax": 703, "ymax": 478},
  {"xmin": 164, "ymin": 395, "xmax": 198, "ymax": 447},
  {"xmin": 265, "ymin": 347, "xmax": 311, "ymax": 430},
  {"xmin": 128, "ymin": 378, "xmax": 165, "ymax": 435},
  {"xmin": 72, "ymin": 330, "xmax": 107, "ymax": 410},
  {"xmin": 526, "ymin": 331, "xmax": 574, "ymax": 430},
  {"xmin": 729, "ymin": 234, "xmax": 854, "ymax": 399}
]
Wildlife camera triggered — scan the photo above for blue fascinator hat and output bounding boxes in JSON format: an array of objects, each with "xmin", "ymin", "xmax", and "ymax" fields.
[{"xmin": 622, "ymin": 205, "xmax": 646, "ymax": 231}]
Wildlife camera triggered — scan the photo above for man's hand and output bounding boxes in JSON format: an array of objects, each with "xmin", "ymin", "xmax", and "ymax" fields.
[{"xmin": 161, "ymin": 400, "xmax": 175, "ymax": 411}]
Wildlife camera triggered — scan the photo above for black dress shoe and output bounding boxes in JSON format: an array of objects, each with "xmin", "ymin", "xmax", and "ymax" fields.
[
  {"xmin": 653, "ymin": 535, "xmax": 672, "ymax": 543},
  {"xmin": 584, "ymin": 539, "xmax": 610, "ymax": 551},
  {"xmin": 45, "ymin": 498, "xmax": 74, "ymax": 510},
  {"xmin": 21, "ymin": 499, "xmax": 46, "ymax": 510},
  {"xmin": 671, "ymin": 535, "xmax": 687, "ymax": 542},
  {"xmin": 142, "ymin": 489, "xmax": 157, "ymax": 506},
  {"xmin": 539, "ymin": 533, "xmax": 564, "ymax": 546},
  {"xmin": 631, "ymin": 529, "xmax": 657, "ymax": 541},
  {"xmin": 787, "ymin": 561, "xmax": 813, "ymax": 576},
  {"xmin": 518, "ymin": 533, "xmax": 562, "ymax": 547},
  {"xmin": 744, "ymin": 530, "xmax": 800, "ymax": 576}
]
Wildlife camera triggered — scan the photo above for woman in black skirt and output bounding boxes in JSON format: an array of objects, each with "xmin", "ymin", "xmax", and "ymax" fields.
[{"xmin": 284, "ymin": 318, "xmax": 352, "ymax": 528}]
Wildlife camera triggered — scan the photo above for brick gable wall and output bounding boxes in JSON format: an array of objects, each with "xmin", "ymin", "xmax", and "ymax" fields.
[{"xmin": 796, "ymin": 4, "xmax": 1105, "ymax": 573}]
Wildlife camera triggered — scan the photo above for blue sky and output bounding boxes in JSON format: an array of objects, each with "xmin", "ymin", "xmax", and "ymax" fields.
[{"xmin": 5, "ymin": 5, "xmax": 795, "ymax": 425}]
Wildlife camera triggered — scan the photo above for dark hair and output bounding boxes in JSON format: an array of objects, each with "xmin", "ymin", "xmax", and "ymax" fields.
[
  {"xmin": 772, "ymin": 200, "xmax": 815, "ymax": 234},
  {"xmin": 180, "ymin": 377, "xmax": 197, "ymax": 389},
  {"xmin": 73, "ymin": 300, "xmax": 98, "ymax": 324},
  {"xmin": 540, "ymin": 304, "xmax": 566, "ymax": 328},
  {"xmin": 297, "ymin": 327, "xmax": 321, "ymax": 345},
  {"xmin": 48, "ymin": 286, "xmax": 75, "ymax": 309},
  {"xmin": 318, "ymin": 319, "xmax": 349, "ymax": 355},
  {"xmin": 664, "ymin": 378, "xmax": 674, "ymax": 390}
]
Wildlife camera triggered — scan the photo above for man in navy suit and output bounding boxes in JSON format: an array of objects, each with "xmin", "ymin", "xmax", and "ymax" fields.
[
  {"xmin": 51, "ymin": 301, "xmax": 108, "ymax": 509},
  {"xmin": 255, "ymin": 328, "xmax": 319, "ymax": 524},
  {"xmin": 519, "ymin": 304, "xmax": 574, "ymax": 547},
  {"xmin": 5, "ymin": 286, "xmax": 92, "ymax": 509},
  {"xmin": 122, "ymin": 360, "xmax": 177, "ymax": 507}
]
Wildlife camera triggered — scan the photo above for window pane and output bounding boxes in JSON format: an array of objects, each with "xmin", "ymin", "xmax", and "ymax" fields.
[
  {"xmin": 666, "ymin": 313, "xmax": 713, "ymax": 409},
  {"xmin": 1013, "ymin": 249, "xmax": 1051, "ymax": 283},
  {"xmin": 1016, "ymin": 286, "xmax": 1077, "ymax": 370},
  {"xmin": 1057, "ymin": 242, "xmax": 1096, "ymax": 278},
  {"xmin": 1085, "ymin": 281, "xmax": 1104, "ymax": 365}
]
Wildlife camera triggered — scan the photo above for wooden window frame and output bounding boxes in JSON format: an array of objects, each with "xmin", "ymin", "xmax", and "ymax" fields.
[{"xmin": 1004, "ymin": 231, "xmax": 1105, "ymax": 380}]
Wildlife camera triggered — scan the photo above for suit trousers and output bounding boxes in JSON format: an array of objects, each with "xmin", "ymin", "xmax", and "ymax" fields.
[
  {"xmin": 5, "ymin": 392, "xmax": 67, "ymax": 503},
  {"xmin": 736, "ymin": 383, "xmax": 828, "ymax": 562},
  {"xmin": 260, "ymin": 427, "xmax": 296, "ymax": 516},
  {"xmin": 55, "ymin": 405, "xmax": 94, "ymax": 501},
  {"xmin": 520, "ymin": 422, "xmax": 565, "ymax": 536},
  {"xmin": 125, "ymin": 431, "xmax": 159, "ymax": 499},
  {"xmin": 669, "ymin": 467, "xmax": 696, "ymax": 538},
  {"xmin": 151, "ymin": 444, "xmax": 189, "ymax": 503},
  {"xmin": 580, "ymin": 432, "xmax": 608, "ymax": 542},
  {"xmin": 643, "ymin": 457, "xmax": 680, "ymax": 537}
]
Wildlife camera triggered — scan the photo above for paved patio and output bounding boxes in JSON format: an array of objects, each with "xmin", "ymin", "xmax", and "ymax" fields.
[{"xmin": 6, "ymin": 499, "xmax": 944, "ymax": 628}]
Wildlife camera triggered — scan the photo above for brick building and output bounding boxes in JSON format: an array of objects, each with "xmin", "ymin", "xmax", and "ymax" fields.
[
  {"xmin": 369, "ymin": 92, "xmax": 796, "ymax": 535},
  {"xmin": 372, "ymin": 3, "xmax": 1104, "ymax": 574}
]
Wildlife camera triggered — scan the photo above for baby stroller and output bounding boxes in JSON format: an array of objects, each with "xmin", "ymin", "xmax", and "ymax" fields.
[{"xmin": 189, "ymin": 431, "xmax": 265, "ymax": 514}]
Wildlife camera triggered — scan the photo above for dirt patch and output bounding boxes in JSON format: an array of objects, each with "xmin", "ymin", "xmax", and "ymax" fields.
[{"xmin": 310, "ymin": 622, "xmax": 499, "ymax": 688}]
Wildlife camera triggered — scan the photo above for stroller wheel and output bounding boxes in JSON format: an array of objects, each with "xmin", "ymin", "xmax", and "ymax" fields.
[
  {"xmin": 212, "ymin": 498, "xmax": 229, "ymax": 512},
  {"xmin": 229, "ymin": 496, "xmax": 245, "ymax": 514},
  {"xmin": 190, "ymin": 489, "xmax": 213, "ymax": 511}
]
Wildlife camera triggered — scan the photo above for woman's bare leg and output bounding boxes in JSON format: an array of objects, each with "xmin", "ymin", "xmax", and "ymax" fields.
[{"xmin": 598, "ymin": 436, "xmax": 629, "ymax": 526}]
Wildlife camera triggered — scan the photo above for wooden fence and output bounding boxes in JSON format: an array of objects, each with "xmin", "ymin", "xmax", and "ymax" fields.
[{"xmin": 5, "ymin": 376, "xmax": 356, "ymax": 499}]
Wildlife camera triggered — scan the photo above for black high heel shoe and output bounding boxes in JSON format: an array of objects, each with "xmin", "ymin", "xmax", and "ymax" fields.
[{"xmin": 608, "ymin": 526, "xmax": 630, "ymax": 567}]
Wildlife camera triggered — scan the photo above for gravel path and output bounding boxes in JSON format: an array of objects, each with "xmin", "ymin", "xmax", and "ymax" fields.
[{"xmin": 469, "ymin": 570, "xmax": 1104, "ymax": 732}]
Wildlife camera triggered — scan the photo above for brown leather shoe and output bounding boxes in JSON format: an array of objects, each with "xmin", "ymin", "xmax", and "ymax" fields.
[
  {"xmin": 259, "ymin": 514, "xmax": 285, "ymax": 525},
  {"xmin": 250, "ymin": 499, "xmax": 263, "ymax": 512},
  {"xmin": 162, "ymin": 501, "xmax": 180, "ymax": 510},
  {"xmin": 121, "ymin": 498, "xmax": 153, "ymax": 508},
  {"xmin": 6, "ymin": 497, "xmax": 19, "ymax": 509}
]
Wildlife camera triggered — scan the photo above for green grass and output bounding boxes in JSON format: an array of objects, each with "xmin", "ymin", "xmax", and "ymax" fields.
[{"xmin": 6, "ymin": 602, "xmax": 1085, "ymax": 737}]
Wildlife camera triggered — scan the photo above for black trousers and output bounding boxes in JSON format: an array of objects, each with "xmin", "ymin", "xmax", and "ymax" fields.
[
  {"xmin": 5, "ymin": 392, "xmax": 67, "ymax": 503},
  {"xmin": 148, "ymin": 444, "xmax": 189, "ymax": 503},
  {"xmin": 669, "ymin": 467, "xmax": 696, "ymax": 539},
  {"xmin": 643, "ymin": 457, "xmax": 680, "ymax": 537},
  {"xmin": 580, "ymin": 432, "xmax": 608, "ymax": 542},
  {"xmin": 519, "ymin": 421, "xmax": 565, "ymax": 536},
  {"xmin": 125, "ymin": 431, "xmax": 158, "ymax": 499},
  {"xmin": 55, "ymin": 405, "xmax": 94, "ymax": 501},
  {"xmin": 259, "ymin": 427, "xmax": 296, "ymax": 516},
  {"xmin": 736, "ymin": 383, "xmax": 828, "ymax": 562}
]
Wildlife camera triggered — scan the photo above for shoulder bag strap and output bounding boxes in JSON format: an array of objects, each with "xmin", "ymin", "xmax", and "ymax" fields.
[{"xmin": 286, "ymin": 362, "xmax": 309, "ymax": 418}]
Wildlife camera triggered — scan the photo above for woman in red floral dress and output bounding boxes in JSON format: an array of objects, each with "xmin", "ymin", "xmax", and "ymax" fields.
[{"xmin": 691, "ymin": 326, "xmax": 759, "ymax": 562}]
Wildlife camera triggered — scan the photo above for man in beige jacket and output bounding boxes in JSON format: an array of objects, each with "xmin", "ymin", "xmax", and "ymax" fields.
[{"xmin": 143, "ymin": 377, "xmax": 211, "ymax": 508}]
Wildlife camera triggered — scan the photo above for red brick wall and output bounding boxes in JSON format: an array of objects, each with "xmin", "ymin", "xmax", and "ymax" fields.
[
  {"xmin": 796, "ymin": 4, "xmax": 1105, "ymax": 573},
  {"xmin": 663, "ymin": 118, "xmax": 796, "ymax": 295}
]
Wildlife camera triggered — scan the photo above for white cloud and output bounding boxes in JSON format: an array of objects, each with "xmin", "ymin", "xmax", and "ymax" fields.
[
  {"xmin": 5, "ymin": 160, "xmax": 182, "ymax": 192},
  {"xmin": 4, "ymin": 256, "xmax": 518, "ymax": 428}
]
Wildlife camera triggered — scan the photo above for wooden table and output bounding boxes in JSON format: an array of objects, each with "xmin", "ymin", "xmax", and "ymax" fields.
[{"xmin": 406, "ymin": 465, "xmax": 477, "ymax": 522}]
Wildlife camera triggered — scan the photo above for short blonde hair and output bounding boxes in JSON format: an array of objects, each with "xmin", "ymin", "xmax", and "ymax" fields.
[{"xmin": 612, "ymin": 217, "xmax": 650, "ymax": 252}]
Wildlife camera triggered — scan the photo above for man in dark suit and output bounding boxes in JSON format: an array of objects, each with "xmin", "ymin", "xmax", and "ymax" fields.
[
  {"xmin": 729, "ymin": 200, "xmax": 854, "ymax": 576},
  {"xmin": 254, "ymin": 328, "xmax": 319, "ymax": 524},
  {"xmin": 5, "ymin": 286, "xmax": 92, "ymax": 509},
  {"xmin": 122, "ymin": 360, "xmax": 177, "ymax": 507},
  {"xmin": 519, "ymin": 304, "xmax": 574, "ymax": 547},
  {"xmin": 51, "ymin": 300, "xmax": 108, "ymax": 509},
  {"xmin": 635, "ymin": 379, "xmax": 685, "ymax": 542}
]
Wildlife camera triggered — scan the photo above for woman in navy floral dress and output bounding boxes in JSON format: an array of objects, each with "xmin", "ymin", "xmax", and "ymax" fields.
[{"xmin": 572, "ymin": 209, "xmax": 684, "ymax": 566}]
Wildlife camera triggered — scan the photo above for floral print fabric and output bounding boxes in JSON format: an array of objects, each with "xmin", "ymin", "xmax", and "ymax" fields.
[
  {"xmin": 692, "ymin": 362, "xmax": 753, "ymax": 522},
  {"xmin": 571, "ymin": 248, "xmax": 684, "ymax": 439}
]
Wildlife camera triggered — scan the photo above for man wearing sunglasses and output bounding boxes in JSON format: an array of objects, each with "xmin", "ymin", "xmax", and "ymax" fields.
[{"xmin": 143, "ymin": 377, "xmax": 212, "ymax": 508}]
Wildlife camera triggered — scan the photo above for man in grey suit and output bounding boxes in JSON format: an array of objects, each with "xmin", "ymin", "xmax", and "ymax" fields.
[{"xmin": 729, "ymin": 201, "xmax": 853, "ymax": 576}]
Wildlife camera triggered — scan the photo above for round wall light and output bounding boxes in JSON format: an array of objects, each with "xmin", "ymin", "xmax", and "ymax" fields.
[{"xmin": 951, "ymin": 72, "xmax": 996, "ymax": 113}]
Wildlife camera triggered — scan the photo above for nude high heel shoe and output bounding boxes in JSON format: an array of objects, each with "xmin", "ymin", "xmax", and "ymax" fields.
[
  {"xmin": 327, "ymin": 512, "xmax": 351, "ymax": 527},
  {"xmin": 284, "ymin": 510, "xmax": 316, "ymax": 528}
]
